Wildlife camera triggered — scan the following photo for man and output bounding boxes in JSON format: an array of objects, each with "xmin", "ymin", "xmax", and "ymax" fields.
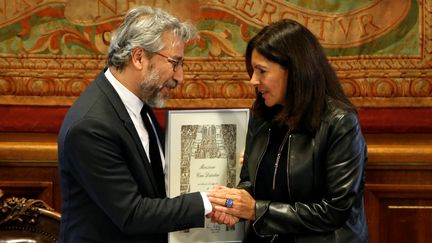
[{"xmin": 58, "ymin": 6, "xmax": 212, "ymax": 242}]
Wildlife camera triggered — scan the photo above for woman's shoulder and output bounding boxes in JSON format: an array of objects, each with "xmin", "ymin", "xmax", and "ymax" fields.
[
  {"xmin": 322, "ymin": 100, "xmax": 360, "ymax": 129},
  {"xmin": 325, "ymin": 96, "xmax": 356, "ymax": 115}
]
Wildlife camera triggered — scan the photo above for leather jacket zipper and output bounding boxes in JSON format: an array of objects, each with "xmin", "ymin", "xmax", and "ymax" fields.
[
  {"xmin": 270, "ymin": 234, "xmax": 278, "ymax": 242},
  {"xmin": 286, "ymin": 134, "xmax": 292, "ymax": 200},
  {"xmin": 273, "ymin": 130, "xmax": 291, "ymax": 190}
]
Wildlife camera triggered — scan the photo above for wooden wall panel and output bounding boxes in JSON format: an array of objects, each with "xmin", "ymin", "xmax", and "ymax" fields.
[
  {"xmin": 364, "ymin": 133, "xmax": 432, "ymax": 242},
  {"xmin": 0, "ymin": 180, "xmax": 54, "ymax": 206},
  {"xmin": 365, "ymin": 184, "xmax": 432, "ymax": 243},
  {"xmin": 0, "ymin": 162, "xmax": 61, "ymax": 210}
]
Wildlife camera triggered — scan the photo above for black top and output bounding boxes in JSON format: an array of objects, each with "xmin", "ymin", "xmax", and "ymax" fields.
[
  {"xmin": 251, "ymin": 124, "xmax": 294, "ymax": 243},
  {"xmin": 255, "ymin": 123, "xmax": 290, "ymax": 203}
]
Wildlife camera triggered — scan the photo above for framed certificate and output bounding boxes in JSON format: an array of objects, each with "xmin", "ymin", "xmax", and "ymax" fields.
[{"xmin": 166, "ymin": 109, "xmax": 249, "ymax": 243}]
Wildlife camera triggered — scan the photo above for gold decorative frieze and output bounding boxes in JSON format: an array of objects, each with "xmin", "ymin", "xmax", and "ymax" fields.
[{"xmin": 0, "ymin": 0, "xmax": 431, "ymax": 108}]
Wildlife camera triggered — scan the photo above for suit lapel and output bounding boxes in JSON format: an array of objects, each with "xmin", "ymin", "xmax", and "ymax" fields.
[{"xmin": 94, "ymin": 71, "xmax": 164, "ymax": 197}]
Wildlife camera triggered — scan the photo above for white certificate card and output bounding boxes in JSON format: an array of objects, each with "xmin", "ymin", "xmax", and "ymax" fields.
[{"xmin": 166, "ymin": 109, "xmax": 249, "ymax": 243}]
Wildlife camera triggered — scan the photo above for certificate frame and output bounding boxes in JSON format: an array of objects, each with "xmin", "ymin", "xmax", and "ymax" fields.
[{"xmin": 166, "ymin": 109, "xmax": 249, "ymax": 243}]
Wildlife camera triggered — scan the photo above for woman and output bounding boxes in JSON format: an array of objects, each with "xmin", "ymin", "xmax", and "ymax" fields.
[{"xmin": 208, "ymin": 19, "xmax": 369, "ymax": 243}]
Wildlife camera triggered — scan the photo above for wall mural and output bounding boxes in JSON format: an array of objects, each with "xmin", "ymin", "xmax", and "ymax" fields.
[{"xmin": 0, "ymin": 0, "xmax": 430, "ymax": 108}]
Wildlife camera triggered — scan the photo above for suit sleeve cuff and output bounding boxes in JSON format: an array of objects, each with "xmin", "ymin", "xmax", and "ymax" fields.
[{"xmin": 200, "ymin": 192, "xmax": 213, "ymax": 215}]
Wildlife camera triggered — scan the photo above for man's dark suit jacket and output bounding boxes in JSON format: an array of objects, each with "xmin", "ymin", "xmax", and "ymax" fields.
[{"xmin": 58, "ymin": 70, "xmax": 205, "ymax": 243}]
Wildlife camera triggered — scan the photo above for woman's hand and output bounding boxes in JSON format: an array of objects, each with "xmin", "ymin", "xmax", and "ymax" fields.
[{"xmin": 207, "ymin": 185, "xmax": 256, "ymax": 220}]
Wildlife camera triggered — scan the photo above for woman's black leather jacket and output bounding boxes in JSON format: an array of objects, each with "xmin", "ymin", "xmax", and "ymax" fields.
[{"xmin": 238, "ymin": 104, "xmax": 369, "ymax": 243}]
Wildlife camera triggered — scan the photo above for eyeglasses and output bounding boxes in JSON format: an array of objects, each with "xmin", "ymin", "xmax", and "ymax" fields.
[{"xmin": 154, "ymin": 52, "xmax": 184, "ymax": 72}]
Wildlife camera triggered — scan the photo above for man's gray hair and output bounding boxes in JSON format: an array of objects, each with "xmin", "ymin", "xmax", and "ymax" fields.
[{"xmin": 107, "ymin": 6, "xmax": 197, "ymax": 70}]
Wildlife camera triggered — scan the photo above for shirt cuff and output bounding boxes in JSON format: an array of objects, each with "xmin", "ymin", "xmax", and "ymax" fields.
[{"xmin": 200, "ymin": 192, "xmax": 213, "ymax": 215}]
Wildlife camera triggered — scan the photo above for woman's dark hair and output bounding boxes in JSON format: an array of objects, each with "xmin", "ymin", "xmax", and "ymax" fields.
[{"xmin": 246, "ymin": 19, "xmax": 356, "ymax": 132}]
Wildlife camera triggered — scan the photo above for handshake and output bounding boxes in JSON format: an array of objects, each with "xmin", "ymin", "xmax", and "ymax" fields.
[{"xmin": 206, "ymin": 185, "xmax": 256, "ymax": 226}]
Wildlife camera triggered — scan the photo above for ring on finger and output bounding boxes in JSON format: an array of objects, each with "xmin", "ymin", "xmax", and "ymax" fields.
[{"xmin": 225, "ymin": 198, "xmax": 234, "ymax": 208}]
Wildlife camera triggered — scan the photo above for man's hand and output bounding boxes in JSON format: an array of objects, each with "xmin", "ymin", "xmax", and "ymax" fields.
[{"xmin": 206, "ymin": 207, "xmax": 239, "ymax": 226}]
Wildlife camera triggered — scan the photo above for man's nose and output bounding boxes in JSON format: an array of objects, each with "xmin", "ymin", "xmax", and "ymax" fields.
[{"xmin": 173, "ymin": 66, "xmax": 184, "ymax": 84}]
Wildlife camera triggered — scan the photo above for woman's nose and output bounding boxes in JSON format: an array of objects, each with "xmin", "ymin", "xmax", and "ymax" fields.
[{"xmin": 249, "ymin": 72, "xmax": 260, "ymax": 86}]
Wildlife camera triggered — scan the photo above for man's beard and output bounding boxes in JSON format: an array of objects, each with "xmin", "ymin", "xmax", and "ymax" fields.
[{"xmin": 139, "ymin": 66, "xmax": 178, "ymax": 108}]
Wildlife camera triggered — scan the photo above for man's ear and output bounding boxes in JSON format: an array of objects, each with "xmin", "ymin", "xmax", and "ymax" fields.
[{"xmin": 131, "ymin": 48, "xmax": 149, "ymax": 70}]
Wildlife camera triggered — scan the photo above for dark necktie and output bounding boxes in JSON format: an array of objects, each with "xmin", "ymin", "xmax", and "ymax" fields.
[{"xmin": 140, "ymin": 105, "xmax": 166, "ymax": 197}]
